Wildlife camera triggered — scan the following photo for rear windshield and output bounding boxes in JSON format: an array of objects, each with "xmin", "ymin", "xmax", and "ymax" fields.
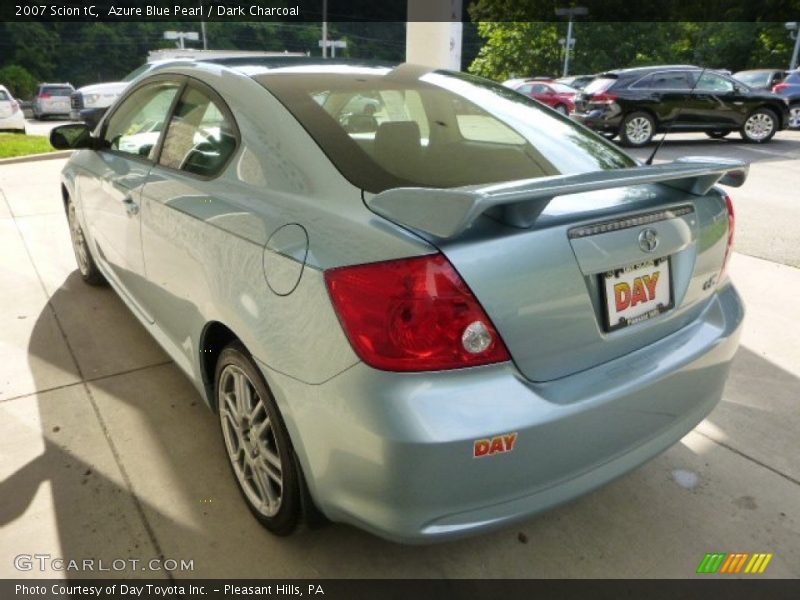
[
  {"xmin": 42, "ymin": 86, "xmax": 73, "ymax": 96},
  {"xmin": 256, "ymin": 67, "xmax": 634, "ymax": 193},
  {"xmin": 583, "ymin": 77, "xmax": 616, "ymax": 94}
]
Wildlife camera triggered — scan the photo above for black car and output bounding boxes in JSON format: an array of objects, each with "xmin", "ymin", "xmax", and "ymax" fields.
[
  {"xmin": 572, "ymin": 65, "xmax": 790, "ymax": 146},
  {"xmin": 772, "ymin": 70, "xmax": 800, "ymax": 129}
]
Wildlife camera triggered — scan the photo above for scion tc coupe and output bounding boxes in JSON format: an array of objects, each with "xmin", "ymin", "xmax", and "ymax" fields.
[{"xmin": 51, "ymin": 60, "xmax": 746, "ymax": 543}]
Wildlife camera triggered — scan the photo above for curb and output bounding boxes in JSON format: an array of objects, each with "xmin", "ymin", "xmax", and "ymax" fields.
[{"xmin": 0, "ymin": 150, "xmax": 73, "ymax": 166}]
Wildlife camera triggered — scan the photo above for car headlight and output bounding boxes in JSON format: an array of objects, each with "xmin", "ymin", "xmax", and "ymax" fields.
[{"xmin": 83, "ymin": 94, "xmax": 100, "ymax": 105}]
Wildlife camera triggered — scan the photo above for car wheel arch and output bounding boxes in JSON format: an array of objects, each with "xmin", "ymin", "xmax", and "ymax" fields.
[{"xmin": 199, "ymin": 320, "xmax": 241, "ymax": 410}]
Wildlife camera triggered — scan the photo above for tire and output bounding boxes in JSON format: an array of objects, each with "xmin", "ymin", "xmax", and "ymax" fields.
[
  {"xmin": 705, "ymin": 130, "xmax": 731, "ymax": 139},
  {"xmin": 740, "ymin": 108, "xmax": 778, "ymax": 143},
  {"xmin": 789, "ymin": 103, "xmax": 800, "ymax": 130},
  {"xmin": 215, "ymin": 342, "xmax": 302, "ymax": 536},
  {"xmin": 66, "ymin": 199, "xmax": 106, "ymax": 286},
  {"xmin": 619, "ymin": 111, "xmax": 655, "ymax": 147},
  {"xmin": 554, "ymin": 104, "xmax": 569, "ymax": 116}
]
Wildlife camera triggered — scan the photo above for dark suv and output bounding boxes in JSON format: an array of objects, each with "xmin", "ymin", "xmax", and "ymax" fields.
[
  {"xmin": 772, "ymin": 70, "xmax": 800, "ymax": 129},
  {"xmin": 572, "ymin": 65, "xmax": 790, "ymax": 146}
]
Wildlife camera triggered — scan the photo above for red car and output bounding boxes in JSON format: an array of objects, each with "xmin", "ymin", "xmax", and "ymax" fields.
[{"xmin": 509, "ymin": 80, "xmax": 577, "ymax": 115}]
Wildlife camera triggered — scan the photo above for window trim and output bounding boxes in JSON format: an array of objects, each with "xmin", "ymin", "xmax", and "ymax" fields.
[
  {"xmin": 150, "ymin": 75, "xmax": 242, "ymax": 182},
  {"xmin": 629, "ymin": 70, "xmax": 693, "ymax": 92},
  {"xmin": 97, "ymin": 74, "xmax": 188, "ymax": 167}
]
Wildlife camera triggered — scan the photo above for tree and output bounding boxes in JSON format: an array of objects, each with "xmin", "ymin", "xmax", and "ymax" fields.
[{"xmin": 0, "ymin": 64, "xmax": 38, "ymax": 98}]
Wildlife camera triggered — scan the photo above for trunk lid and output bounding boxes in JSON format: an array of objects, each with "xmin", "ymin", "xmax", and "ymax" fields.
[{"xmin": 366, "ymin": 159, "xmax": 744, "ymax": 381}]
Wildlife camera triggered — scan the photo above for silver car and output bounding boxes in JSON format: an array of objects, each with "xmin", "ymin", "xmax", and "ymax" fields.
[
  {"xmin": 33, "ymin": 82, "xmax": 75, "ymax": 119},
  {"xmin": 50, "ymin": 61, "xmax": 746, "ymax": 543}
]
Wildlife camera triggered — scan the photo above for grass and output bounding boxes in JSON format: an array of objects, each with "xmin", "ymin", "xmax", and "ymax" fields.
[{"xmin": 0, "ymin": 133, "xmax": 58, "ymax": 159}]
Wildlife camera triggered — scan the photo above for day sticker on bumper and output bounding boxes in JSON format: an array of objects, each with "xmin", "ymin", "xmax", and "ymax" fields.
[{"xmin": 473, "ymin": 432, "xmax": 518, "ymax": 458}]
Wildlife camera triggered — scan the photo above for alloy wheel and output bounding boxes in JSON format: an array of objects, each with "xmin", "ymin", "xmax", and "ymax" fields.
[
  {"xmin": 789, "ymin": 105, "xmax": 800, "ymax": 129},
  {"xmin": 67, "ymin": 203, "xmax": 90, "ymax": 276},
  {"xmin": 218, "ymin": 364, "xmax": 284, "ymax": 517},
  {"xmin": 625, "ymin": 116, "xmax": 652, "ymax": 145},
  {"xmin": 744, "ymin": 112, "xmax": 774, "ymax": 141}
]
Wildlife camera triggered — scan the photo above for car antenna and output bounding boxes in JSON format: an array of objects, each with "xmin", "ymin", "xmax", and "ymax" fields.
[{"xmin": 645, "ymin": 66, "xmax": 708, "ymax": 165}]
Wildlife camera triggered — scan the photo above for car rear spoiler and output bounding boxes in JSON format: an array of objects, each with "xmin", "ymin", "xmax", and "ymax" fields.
[{"xmin": 366, "ymin": 157, "xmax": 748, "ymax": 239}]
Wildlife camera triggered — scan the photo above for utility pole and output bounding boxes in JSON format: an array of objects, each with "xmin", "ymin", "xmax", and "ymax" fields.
[
  {"xmin": 200, "ymin": 1, "xmax": 208, "ymax": 49},
  {"xmin": 555, "ymin": 6, "xmax": 588, "ymax": 77},
  {"xmin": 321, "ymin": 0, "xmax": 328, "ymax": 58},
  {"xmin": 788, "ymin": 22, "xmax": 800, "ymax": 71}
]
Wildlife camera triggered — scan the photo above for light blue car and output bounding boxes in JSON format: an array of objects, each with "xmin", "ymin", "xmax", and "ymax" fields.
[{"xmin": 50, "ymin": 59, "xmax": 746, "ymax": 543}]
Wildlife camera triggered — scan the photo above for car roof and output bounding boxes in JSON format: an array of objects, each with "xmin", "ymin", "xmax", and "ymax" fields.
[{"xmin": 602, "ymin": 65, "xmax": 699, "ymax": 77}]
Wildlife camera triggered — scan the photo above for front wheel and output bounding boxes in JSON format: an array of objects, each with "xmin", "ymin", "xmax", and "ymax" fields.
[
  {"xmin": 740, "ymin": 108, "xmax": 777, "ymax": 143},
  {"xmin": 619, "ymin": 112, "xmax": 655, "ymax": 147},
  {"xmin": 66, "ymin": 200, "xmax": 105, "ymax": 286},
  {"xmin": 705, "ymin": 130, "xmax": 731, "ymax": 139},
  {"xmin": 216, "ymin": 342, "xmax": 302, "ymax": 535},
  {"xmin": 788, "ymin": 103, "xmax": 800, "ymax": 130}
]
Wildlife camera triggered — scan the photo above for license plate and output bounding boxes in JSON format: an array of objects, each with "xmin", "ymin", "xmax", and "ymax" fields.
[{"xmin": 602, "ymin": 258, "xmax": 672, "ymax": 331}]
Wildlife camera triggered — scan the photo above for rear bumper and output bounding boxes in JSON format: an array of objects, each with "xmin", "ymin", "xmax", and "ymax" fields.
[
  {"xmin": 0, "ymin": 112, "xmax": 25, "ymax": 131},
  {"xmin": 261, "ymin": 282, "xmax": 744, "ymax": 543},
  {"xmin": 572, "ymin": 110, "xmax": 622, "ymax": 133}
]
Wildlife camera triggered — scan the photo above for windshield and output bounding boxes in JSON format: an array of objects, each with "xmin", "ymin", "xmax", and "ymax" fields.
[
  {"xmin": 734, "ymin": 71, "xmax": 770, "ymax": 87},
  {"xmin": 257, "ymin": 66, "xmax": 634, "ymax": 193}
]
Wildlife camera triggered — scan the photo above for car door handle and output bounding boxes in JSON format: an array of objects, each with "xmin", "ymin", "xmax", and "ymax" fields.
[{"xmin": 122, "ymin": 195, "xmax": 139, "ymax": 216}]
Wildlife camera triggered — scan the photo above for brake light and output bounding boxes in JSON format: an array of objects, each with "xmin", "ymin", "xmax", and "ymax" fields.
[
  {"xmin": 325, "ymin": 254, "xmax": 510, "ymax": 371},
  {"xmin": 721, "ymin": 194, "xmax": 735, "ymax": 277},
  {"xmin": 590, "ymin": 92, "xmax": 618, "ymax": 104},
  {"xmin": 772, "ymin": 83, "xmax": 788, "ymax": 92},
  {"xmin": 38, "ymin": 92, "xmax": 51, "ymax": 99}
]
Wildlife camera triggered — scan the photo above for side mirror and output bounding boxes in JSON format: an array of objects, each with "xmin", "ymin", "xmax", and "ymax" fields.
[{"xmin": 50, "ymin": 123, "xmax": 93, "ymax": 150}]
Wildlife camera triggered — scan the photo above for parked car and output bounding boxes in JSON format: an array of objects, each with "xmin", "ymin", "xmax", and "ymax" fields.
[
  {"xmin": 0, "ymin": 85, "xmax": 26, "ymax": 133},
  {"xmin": 506, "ymin": 79, "xmax": 577, "ymax": 114},
  {"xmin": 556, "ymin": 74, "xmax": 595, "ymax": 90},
  {"xmin": 572, "ymin": 65, "xmax": 790, "ymax": 146},
  {"xmin": 51, "ymin": 60, "xmax": 746, "ymax": 543},
  {"xmin": 772, "ymin": 70, "xmax": 800, "ymax": 129},
  {"xmin": 733, "ymin": 69, "xmax": 787, "ymax": 91},
  {"xmin": 33, "ymin": 83, "xmax": 74, "ymax": 119}
]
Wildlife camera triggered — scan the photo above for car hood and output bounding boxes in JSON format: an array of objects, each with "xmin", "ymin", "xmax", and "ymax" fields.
[{"xmin": 76, "ymin": 81, "xmax": 129, "ymax": 95}]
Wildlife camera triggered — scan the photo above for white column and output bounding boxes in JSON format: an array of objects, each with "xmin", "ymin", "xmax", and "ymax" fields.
[{"xmin": 405, "ymin": 0, "xmax": 462, "ymax": 70}]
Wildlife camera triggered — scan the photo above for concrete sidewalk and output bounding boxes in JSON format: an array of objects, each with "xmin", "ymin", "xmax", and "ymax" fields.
[{"xmin": 0, "ymin": 159, "xmax": 798, "ymax": 579}]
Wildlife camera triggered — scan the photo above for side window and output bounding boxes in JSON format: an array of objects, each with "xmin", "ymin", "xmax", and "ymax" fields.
[
  {"xmin": 530, "ymin": 84, "xmax": 549, "ymax": 94},
  {"xmin": 630, "ymin": 74, "xmax": 653, "ymax": 89},
  {"xmin": 649, "ymin": 72, "xmax": 691, "ymax": 90},
  {"xmin": 158, "ymin": 85, "xmax": 238, "ymax": 177},
  {"xmin": 695, "ymin": 73, "xmax": 735, "ymax": 93},
  {"xmin": 103, "ymin": 81, "xmax": 181, "ymax": 159},
  {"xmin": 517, "ymin": 84, "xmax": 533, "ymax": 94}
]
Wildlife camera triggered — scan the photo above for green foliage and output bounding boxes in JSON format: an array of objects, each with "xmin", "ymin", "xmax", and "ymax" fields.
[
  {"xmin": 0, "ymin": 64, "xmax": 38, "ymax": 98},
  {"xmin": 468, "ymin": 21, "xmax": 799, "ymax": 81},
  {"xmin": 0, "ymin": 134, "xmax": 56, "ymax": 158}
]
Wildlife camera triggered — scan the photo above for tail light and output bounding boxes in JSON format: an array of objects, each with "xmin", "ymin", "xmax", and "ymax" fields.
[
  {"xmin": 590, "ymin": 92, "xmax": 618, "ymax": 104},
  {"xmin": 772, "ymin": 83, "xmax": 788, "ymax": 93},
  {"xmin": 38, "ymin": 92, "xmax": 51, "ymax": 99},
  {"xmin": 324, "ymin": 254, "xmax": 510, "ymax": 371},
  {"xmin": 721, "ymin": 194, "xmax": 735, "ymax": 278}
]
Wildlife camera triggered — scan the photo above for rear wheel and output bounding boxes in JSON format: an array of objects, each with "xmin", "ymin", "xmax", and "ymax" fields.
[
  {"xmin": 705, "ymin": 130, "xmax": 731, "ymax": 139},
  {"xmin": 554, "ymin": 104, "xmax": 569, "ymax": 116},
  {"xmin": 619, "ymin": 112, "xmax": 655, "ymax": 147},
  {"xmin": 789, "ymin": 103, "xmax": 800, "ymax": 130},
  {"xmin": 216, "ymin": 342, "xmax": 302, "ymax": 536},
  {"xmin": 740, "ymin": 108, "xmax": 777, "ymax": 143},
  {"xmin": 66, "ymin": 200, "xmax": 105, "ymax": 286}
]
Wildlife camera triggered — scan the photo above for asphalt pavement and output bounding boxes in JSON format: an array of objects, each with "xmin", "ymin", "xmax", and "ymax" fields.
[{"xmin": 0, "ymin": 136, "xmax": 798, "ymax": 579}]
